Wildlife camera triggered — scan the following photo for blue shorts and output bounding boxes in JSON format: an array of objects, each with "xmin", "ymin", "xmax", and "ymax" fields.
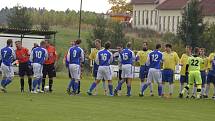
[
  {"xmin": 139, "ymin": 65, "xmax": 149, "ymax": 80},
  {"xmin": 162, "ymin": 69, "xmax": 174, "ymax": 83},
  {"xmin": 180, "ymin": 74, "xmax": 188, "ymax": 84},
  {"xmin": 93, "ymin": 63, "xmax": 99, "ymax": 78},
  {"xmin": 201, "ymin": 71, "xmax": 206, "ymax": 85},
  {"xmin": 207, "ymin": 70, "xmax": 215, "ymax": 84}
]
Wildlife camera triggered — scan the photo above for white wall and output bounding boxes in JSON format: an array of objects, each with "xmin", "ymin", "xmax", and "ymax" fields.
[{"xmin": 0, "ymin": 34, "xmax": 45, "ymax": 51}]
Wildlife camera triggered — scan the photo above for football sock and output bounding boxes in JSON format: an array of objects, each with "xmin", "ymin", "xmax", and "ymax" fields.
[
  {"xmin": 127, "ymin": 85, "xmax": 131, "ymax": 96},
  {"xmin": 205, "ymin": 84, "xmax": 210, "ymax": 96},
  {"xmin": 73, "ymin": 81, "xmax": 79, "ymax": 92},
  {"xmin": 158, "ymin": 84, "xmax": 162, "ymax": 96},
  {"xmin": 108, "ymin": 84, "xmax": 113, "ymax": 95},
  {"xmin": 149, "ymin": 83, "xmax": 153, "ymax": 94},
  {"xmin": 32, "ymin": 79, "xmax": 38, "ymax": 91},
  {"xmin": 77, "ymin": 80, "xmax": 80, "ymax": 93},
  {"xmin": 140, "ymin": 82, "xmax": 144, "ymax": 92},
  {"xmin": 68, "ymin": 79, "xmax": 75, "ymax": 90},
  {"xmin": 37, "ymin": 79, "xmax": 42, "ymax": 90},
  {"xmin": 169, "ymin": 84, "xmax": 174, "ymax": 95},
  {"xmin": 42, "ymin": 79, "xmax": 45, "ymax": 91},
  {"xmin": 119, "ymin": 80, "xmax": 122, "ymax": 90},
  {"xmin": 89, "ymin": 82, "xmax": 97, "ymax": 92},
  {"xmin": 5, "ymin": 80, "xmax": 12, "ymax": 87},
  {"xmin": 162, "ymin": 84, "xmax": 165, "ymax": 95},
  {"xmin": 192, "ymin": 86, "xmax": 197, "ymax": 95},
  {"xmin": 20, "ymin": 78, "xmax": 24, "ymax": 91},
  {"xmin": 182, "ymin": 85, "xmax": 189, "ymax": 94},
  {"xmin": 28, "ymin": 78, "xmax": 32, "ymax": 91},
  {"xmin": 141, "ymin": 83, "xmax": 149, "ymax": 94},
  {"xmin": 115, "ymin": 80, "xmax": 125, "ymax": 91},
  {"xmin": 196, "ymin": 87, "xmax": 201, "ymax": 98},
  {"xmin": 179, "ymin": 83, "xmax": 184, "ymax": 93},
  {"xmin": 102, "ymin": 80, "xmax": 106, "ymax": 91},
  {"xmin": 49, "ymin": 79, "xmax": 53, "ymax": 91},
  {"xmin": 1, "ymin": 80, "xmax": 6, "ymax": 87}
]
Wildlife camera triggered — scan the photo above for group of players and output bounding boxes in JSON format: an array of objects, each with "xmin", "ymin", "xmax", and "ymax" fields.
[
  {"xmin": 0, "ymin": 39, "xmax": 57, "ymax": 93},
  {"xmin": 1, "ymin": 38, "xmax": 215, "ymax": 99}
]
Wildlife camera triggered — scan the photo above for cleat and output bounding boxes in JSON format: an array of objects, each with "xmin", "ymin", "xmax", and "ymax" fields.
[
  {"xmin": 109, "ymin": 94, "xmax": 114, "ymax": 97},
  {"xmin": 212, "ymin": 96, "xmax": 215, "ymax": 99},
  {"xmin": 31, "ymin": 90, "xmax": 38, "ymax": 94},
  {"xmin": 114, "ymin": 90, "xmax": 118, "ymax": 96},
  {"xmin": 179, "ymin": 93, "xmax": 183, "ymax": 98},
  {"xmin": 38, "ymin": 90, "xmax": 44, "ymax": 93},
  {"xmin": 191, "ymin": 95, "xmax": 196, "ymax": 99},
  {"xmin": 139, "ymin": 93, "xmax": 144, "ymax": 97},
  {"xmin": 203, "ymin": 95, "xmax": 208, "ymax": 98},
  {"xmin": 67, "ymin": 89, "xmax": 71, "ymax": 95},
  {"xmin": 126, "ymin": 94, "xmax": 131, "ymax": 97},
  {"xmin": 150, "ymin": 94, "xmax": 154, "ymax": 97},
  {"xmin": 186, "ymin": 95, "xmax": 189, "ymax": 99},
  {"xmin": 87, "ymin": 90, "xmax": 92, "ymax": 96},
  {"xmin": 70, "ymin": 92, "xmax": 76, "ymax": 96},
  {"xmin": 104, "ymin": 90, "xmax": 108, "ymax": 96},
  {"xmin": 0, "ymin": 87, "xmax": 7, "ymax": 93},
  {"xmin": 196, "ymin": 95, "xmax": 200, "ymax": 99}
]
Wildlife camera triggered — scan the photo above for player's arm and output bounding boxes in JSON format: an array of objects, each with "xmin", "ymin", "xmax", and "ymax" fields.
[
  {"xmin": 29, "ymin": 51, "xmax": 34, "ymax": 63},
  {"xmin": 136, "ymin": 51, "xmax": 140, "ymax": 62},
  {"xmin": 44, "ymin": 49, "xmax": 48, "ymax": 60},
  {"xmin": 95, "ymin": 52, "xmax": 99, "ymax": 65},
  {"xmin": 110, "ymin": 53, "xmax": 114, "ymax": 64},
  {"xmin": 66, "ymin": 49, "xmax": 71, "ymax": 63},
  {"xmin": 175, "ymin": 52, "xmax": 180, "ymax": 65},
  {"xmin": 132, "ymin": 51, "xmax": 136, "ymax": 63},
  {"xmin": 145, "ymin": 54, "xmax": 150, "ymax": 66},
  {"xmin": 80, "ymin": 49, "xmax": 85, "ymax": 63}
]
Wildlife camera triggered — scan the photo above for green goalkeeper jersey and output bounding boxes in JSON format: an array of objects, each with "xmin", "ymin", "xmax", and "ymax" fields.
[{"xmin": 187, "ymin": 56, "xmax": 203, "ymax": 72}]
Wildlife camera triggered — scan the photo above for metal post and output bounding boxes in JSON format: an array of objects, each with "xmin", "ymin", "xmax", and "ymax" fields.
[{"xmin": 78, "ymin": 0, "xmax": 83, "ymax": 39}]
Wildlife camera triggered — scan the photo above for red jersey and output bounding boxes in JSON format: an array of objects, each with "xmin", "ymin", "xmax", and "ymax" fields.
[
  {"xmin": 44, "ymin": 45, "xmax": 57, "ymax": 64},
  {"xmin": 16, "ymin": 47, "xmax": 30, "ymax": 63}
]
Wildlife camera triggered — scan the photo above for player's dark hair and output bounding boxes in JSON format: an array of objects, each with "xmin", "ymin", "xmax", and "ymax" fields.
[
  {"xmin": 165, "ymin": 44, "xmax": 172, "ymax": 48},
  {"xmin": 126, "ymin": 42, "xmax": 132, "ymax": 48},
  {"xmin": 45, "ymin": 39, "xmax": 50, "ymax": 43},
  {"xmin": 75, "ymin": 39, "xmax": 82, "ymax": 45},
  {"xmin": 15, "ymin": 41, "xmax": 21, "ymax": 44},
  {"xmin": 105, "ymin": 41, "xmax": 111, "ymax": 49},
  {"xmin": 117, "ymin": 44, "xmax": 123, "ymax": 48},
  {"xmin": 7, "ymin": 39, "xmax": 13, "ymax": 46},
  {"xmin": 186, "ymin": 45, "xmax": 192, "ymax": 49},
  {"xmin": 156, "ymin": 44, "xmax": 161, "ymax": 49},
  {"xmin": 40, "ymin": 41, "xmax": 46, "ymax": 46},
  {"xmin": 194, "ymin": 47, "xmax": 200, "ymax": 55}
]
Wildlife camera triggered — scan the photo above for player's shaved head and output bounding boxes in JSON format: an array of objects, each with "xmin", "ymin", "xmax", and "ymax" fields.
[{"xmin": 105, "ymin": 41, "xmax": 111, "ymax": 49}]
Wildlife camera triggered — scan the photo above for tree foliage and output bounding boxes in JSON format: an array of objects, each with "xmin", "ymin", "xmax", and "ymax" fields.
[
  {"xmin": 7, "ymin": 5, "xmax": 33, "ymax": 29},
  {"xmin": 177, "ymin": 0, "xmax": 204, "ymax": 48},
  {"xmin": 108, "ymin": 0, "xmax": 132, "ymax": 14}
]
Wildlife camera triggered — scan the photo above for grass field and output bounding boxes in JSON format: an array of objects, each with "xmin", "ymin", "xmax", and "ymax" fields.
[{"xmin": 0, "ymin": 73, "xmax": 215, "ymax": 121}]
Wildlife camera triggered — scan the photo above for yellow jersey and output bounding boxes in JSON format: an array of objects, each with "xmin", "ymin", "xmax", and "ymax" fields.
[
  {"xmin": 208, "ymin": 53, "xmax": 215, "ymax": 70},
  {"xmin": 89, "ymin": 48, "xmax": 103, "ymax": 60},
  {"xmin": 180, "ymin": 53, "xmax": 190, "ymax": 75},
  {"xmin": 136, "ymin": 50, "xmax": 151, "ymax": 66},
  {"xmin": 163, "ymin": 51, "xmax": 179, "ymax": 70},
  {"xmin": 200, "ymin": 56, "xmax": 208, "ymax": 71}
]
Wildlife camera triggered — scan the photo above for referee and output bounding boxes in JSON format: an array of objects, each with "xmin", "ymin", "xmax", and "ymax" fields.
[
  {"xmin": 15, "ymin": 41, "xmax": 32, "ymax": 92},
  {"xmin": 42, "ymin": 40, "xmax": 57, "ymax": 92}
]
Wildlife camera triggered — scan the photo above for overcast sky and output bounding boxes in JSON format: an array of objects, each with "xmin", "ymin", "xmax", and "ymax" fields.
[{"xmin": 0, "ymin": 0, "xmax": 119, "ymax": 13}]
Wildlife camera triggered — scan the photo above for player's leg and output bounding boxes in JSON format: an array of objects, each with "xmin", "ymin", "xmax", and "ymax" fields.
[
  {"xmin": 93, "ymin": 64, "xmax": 98, "ymax": 95},
  {"xmin": 168, "ymin": 71, "xmax": 174, "ymax": 96},
  {"xmin": 139, "ymin": 65, "xmax": 145, "ymax": 94},
  {"xmin": 48, "ymin": 64, "xmax": 56, "ymax": 92},
  {"xmin": 114, "ymin": 65, "xmax": 126, "ymax": 95},
  {"xmin": 117, "ymin": 69, "xmax": 122, "ymax": 96},
  {"xmin": 195, "ymin": 71, "xmax": 202, "ymax": 99},
  {"xmin": 41, "ymin": 65, "xmax": 47, "ymax": 91},
  {"xmin": 205, "ymin": 72, "xmax": 213, "ymax": 98},
  {"xmin": 155, "ymin": 69, "xmax": 163, "ymax": 97},
  {"xmin": 191, "ymin": 84, "xmax": 197, "ymax": 98},
  {"xmin": 18, "ymin": 63, "xmax": 25, "ymax": 92},
  {"xmin": 26, "ymin": 64, "xmax": 33, "ymax": 92},
  {"xmin": 181, "ymin": 72, "xmax": 194, "ymax": 98},
  {"xmin": 31, "ymin": 63, "xmax": 41, "ymax": 93},
  {"xmin": 140, "ymin": 68, "xmax": 153, "ymax": 96},
  {"xmin": 161, "ymin": 70, "xmax": 166, "ymax": 96},
  {"xmin": 200, "ymin": 71, "xmax": 206, "ymax": 97}
]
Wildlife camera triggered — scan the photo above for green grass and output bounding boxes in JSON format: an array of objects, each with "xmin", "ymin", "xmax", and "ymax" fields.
[{"xmin": 0, "ymin": 74, "xmax": 215, "ymax": 121}]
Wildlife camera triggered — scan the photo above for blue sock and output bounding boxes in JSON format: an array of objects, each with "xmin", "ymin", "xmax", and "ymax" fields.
[
  {"xmin": 141, "ymin": 83, "xmax": 149, "ymax": 94},
  {"xmin": 68, "ymin": 79, "xmax": 75, "ymax": 90},
  {"xmin": 89, "ymin": 82, "xmax": 97, "ymax": 92},
  {"xmin": 127, "ymin": 85, "xmax": 131, "ymax": 96},
  {"xmin": 73, "ymin": 82, "xmax": 79, "ymax": 92},
  {"xmin": 32, "ymin": 79, "xmax": 38, "ymax": 91},
  {"xmin": 37, "ymin": 79, "xmax": 42, "ymax": 90},
  {"xmin": 115, "ymin": 80, "xmax": 124, "ymax": 91},
  {"xmin": 158, "ymin": 84, "xmax": 162, "ymax": 96},
  {"xmin": 4, "ymin": 80, "xmax": 12, "ymax": 87},
  {"xmin": 108, "ymin": 84, "xmax": 113, "ymax": 95},
  {"xmin": 1, "ymin": 80, "xmax": 6, "ymax": 87},
  {"xmin": 118, "ymin": 80, "xmax": 122, "ymax": 90}
]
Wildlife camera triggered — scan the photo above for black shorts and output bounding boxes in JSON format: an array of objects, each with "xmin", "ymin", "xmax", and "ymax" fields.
[
  {"xmin": 43, "ymin": 64, "xmax": 56, "ymax": 78},
  {"xmin": 19, "ymin": 62, "xmax": 33, "ymax": 77}
]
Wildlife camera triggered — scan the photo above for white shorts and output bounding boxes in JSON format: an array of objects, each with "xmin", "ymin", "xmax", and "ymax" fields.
[
  {"xmin": 122, "ymin": 64, "xmax": 133, "ymax": 79},
  {"xmin": 1, "ymin": 63, "xmax": 14, "ymax": 79},
  {"xmin": 97, "ymin": 66, "xmax": 112, "ymax": 81},
  {"xmin": 32, "ymin": 63, "xmax": 43, "ymax": 79},
  {"xmin": 69, "ymin": 64, "xmax": 81, "ymax": 80},
  {"xmin": 147, "ymin": 68, "xmax": 162, "ymax": 83}
]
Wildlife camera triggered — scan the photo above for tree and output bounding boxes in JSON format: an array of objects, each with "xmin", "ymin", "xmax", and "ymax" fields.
[
  {"xmin": 108, "ymin": 0, "xmax": 133, "ymax": 14},
  {"xmin": 7, "ymin": 5, "xmax": 32, "ymax": 29},
  {"xmin": 202, "ymin": 24, "xmax": 215, "ymax": 53},
  {"xmin": 177, "ymin": 0, "xmax": 204, "ymax": 48}
]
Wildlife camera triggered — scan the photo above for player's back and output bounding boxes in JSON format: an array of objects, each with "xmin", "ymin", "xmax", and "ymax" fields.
[
  {"xmin": 188, "ymin": 56, "xmax": 202, "ymax": 72},
  {"xmin": 31, "ymin": 47, "xmax": 47, "ymax": 64},
  {"xmin": 148, "ymin": 50, "xmax": 163, "ymax": 69},
  {"xmin": 120, "ymin": 48, "xmax": 135, "ymax": 65},
  {"xmin": 97, "ymin": 49, "xmax": 112, "ymax": 66},
  {"xmin": 68, "ymin": 46, "xmax": 84, "ymax": 65},
  {"xmin": 0, "ymin": 46, "xmax": 15, "ymax": 66}
]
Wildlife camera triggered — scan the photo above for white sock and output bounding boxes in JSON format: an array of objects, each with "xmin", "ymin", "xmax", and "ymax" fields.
[
  {"xmin": 192, "ymin": 86, "xmax": 197, "ymax": 96},
  {"xmin": 149, "ymin": 83, "xmax": 153, "ymax": 94},
  {"xmin": 140, "ymin": 82, "xmax": 145, "ymax": 92},
  {"xmin": 201, "ymin": 86, "xmax": 205, "ymax": 95},
  {"xmin": 102, "ymin": 80, "xmax": 106, "ymax": 91},
  {"xmin": 180, "ymin": 83, "xmax": 184, "ymax": 93},
  {"xmin": 206, "ymin": 84, "xmax": 210, "ymax": 96},
  {"xmin": 162, "ymin": 84, "xmax": 165, "ymax": 95},
  {"xmin": 169, "ymin": 84, "xmax": 174, "ymax": 95}
]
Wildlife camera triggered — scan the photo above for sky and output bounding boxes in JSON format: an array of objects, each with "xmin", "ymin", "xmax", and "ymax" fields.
[{"xmin": 0, "ymin": 0, "xmax": 116, "ymax": 13}]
